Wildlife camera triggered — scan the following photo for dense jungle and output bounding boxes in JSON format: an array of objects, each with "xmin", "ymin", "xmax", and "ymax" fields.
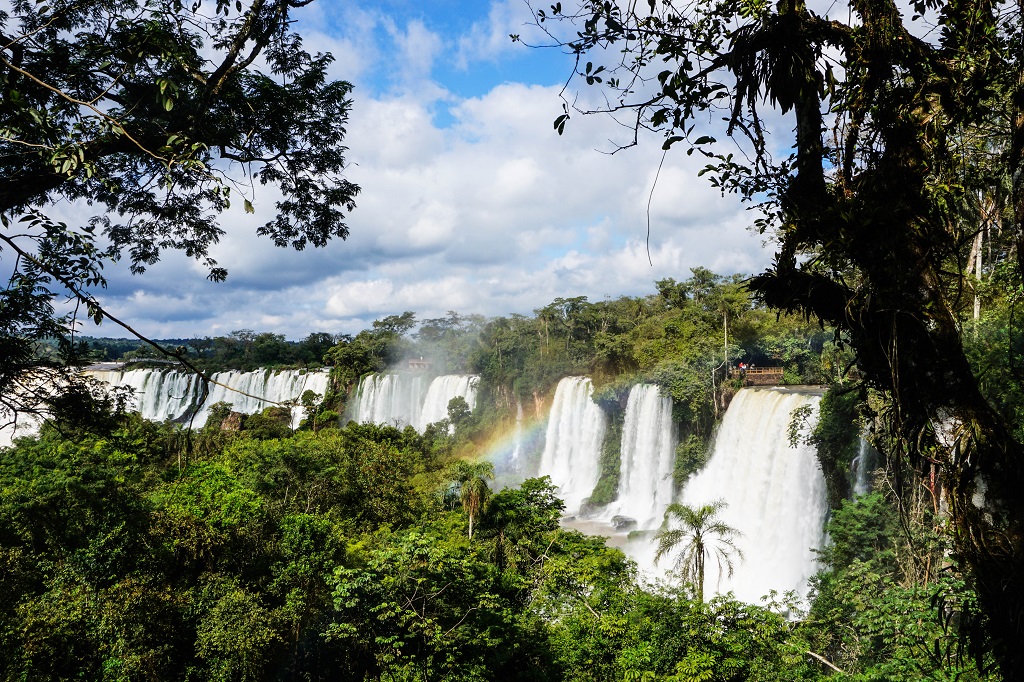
[
  {"xmin": 3, "ymin": 0, "xmax": 1024, "ymax": 677},
  {"xmin": 2, "ymin": 268, "xmax": 1020, "ymax": 681}
]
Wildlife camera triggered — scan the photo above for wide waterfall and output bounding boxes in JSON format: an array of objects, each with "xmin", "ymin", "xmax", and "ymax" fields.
[
  {"xmin": 537, "ymin": 376, "xmax": 607, "ymax": 515},
  {"xmin": 86, "ymin": 368, "xmax": 204, "ymax": 422},
  {"xmin": 352, "ymin": 372, "xmax": 479, "ymax": 433},
  {"xmin": 195, "ymin": 370, "xmax": 331, "ymax": 429},
  {"xmin": 610, "ymin": 384, "xmax": 677, "ymax": 530},
  {"xmin": 669, "ymin": 388, "xmax": 829, "ymax": 603},
  {"xmin": 84, "ymin": 367, "xmax": 331, "ymax": 429}
]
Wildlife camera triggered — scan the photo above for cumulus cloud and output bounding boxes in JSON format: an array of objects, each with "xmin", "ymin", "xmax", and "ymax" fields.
[
  {"xmin": 390, "ymin": 19, "xmax": 445, "ymax": 83},
  {"xmin": 454, "ymin": 0, "xmax": 538, "ymax": 68},
  {"xmin": 80, "ymin": 1, "xmax": 775, "ymax": 341}
]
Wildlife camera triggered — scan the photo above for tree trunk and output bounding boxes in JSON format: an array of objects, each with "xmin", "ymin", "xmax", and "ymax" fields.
[{"xmin": 751, "ymin": 52, "xmax": 1024, "ymax": 672}]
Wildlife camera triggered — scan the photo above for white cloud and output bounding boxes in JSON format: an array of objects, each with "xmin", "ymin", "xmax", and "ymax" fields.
[
  {"xmin": 391, "ymin": 20, "xmax": 445, "ymax": 83},
  {"xmin": 324, "ymin": 279, "xmax": 396, "ymax": 316},
  {"xmin": 455, "ymin": 0, "xmax": 538, "ymax": 68},
  {"xmin": 294, "ymin": 3, "xmax": 382, "ymax": 85},
  {"xmin": 81, "ymin": 2, "xmax": 775, "ymax": 341}
]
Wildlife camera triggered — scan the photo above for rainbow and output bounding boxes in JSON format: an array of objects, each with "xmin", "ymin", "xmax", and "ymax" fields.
[{"xmin": 471, "ymin": 413, "xmax": 548, "ymax": 470}]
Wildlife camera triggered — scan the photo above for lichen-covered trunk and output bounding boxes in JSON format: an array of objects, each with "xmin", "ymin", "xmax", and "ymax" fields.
[
  {"xmin": 849, "ymin": 259, "xmax": 1024, "ymax": 679},
  {"xmin": 753, "ymin": 97, "xmax": 1024, "ymax": 677}
]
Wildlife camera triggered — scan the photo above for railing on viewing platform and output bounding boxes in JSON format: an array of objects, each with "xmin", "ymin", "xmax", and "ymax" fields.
[{"xmin": 729, "ymin": 366, "xmax": 785, "ymax": 386}]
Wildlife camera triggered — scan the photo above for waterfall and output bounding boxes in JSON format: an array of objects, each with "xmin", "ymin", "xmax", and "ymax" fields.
[
  {"xmin": 510, "ymin": 400, "xmax": 524, "ymax": 462},
  {"xmin": 353, "ymin": 373, "xmax": 425, "ymax": 428},
  {"xmin": 672, "ymin": 388, "xmax": 828, "ymax": 603},
  {"xmin": 611, "ymin": 383, "xmax": 677, "ymax": 530},
  {"xmin": 194, "ymin": 370, "xmax": 331, "ymax": 429},
  {"xmin": 352, "ymin": 373, "xmax": 479, "ymax": 433},
  {"xmin": 537, "ymin": 376, "xmax": 607, "ymax": 515},
  {"xmin": 83, "ymin": 367, "xmax": 330, "ymax": 429},
  {"xmin": 416, "ymin": 375, "xmax": 479, "ymax": 430},
  {"xmin": 85, "ymin": 368, "xmax": 203, "ymax": 421},
  {"xmin": 851, "ymin": 437, "xmax": 877, "ymax": 496}
]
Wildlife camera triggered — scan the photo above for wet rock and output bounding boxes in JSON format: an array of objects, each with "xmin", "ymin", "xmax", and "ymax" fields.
[{"xmin": 611, "ymin": 515, "xmax": 637, "ymax": 531}]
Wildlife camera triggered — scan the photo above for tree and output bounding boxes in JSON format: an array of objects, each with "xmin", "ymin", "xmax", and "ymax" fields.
[
  {"xmin": 654, "ymin": 500, "xmax": 742, "ymax": 603},
  {"xmin": 477, "ymin": 476, "xmax": 564, "ymax": 580},
  {"xmin": 296, "ymin": 332, "xmax": 337, "ymax": 366},
  {"xmin": 328, "ymin": 529, "xmax": 553, "ymax": 681},
  {"xmin": 451, "ymin": 460, "xmax": 495, "ymax": 539},
  {"xmin": 324, "ymin": 313, "xmax": 417, "ymax": 392},
  {"xmin": 539, "ymin": 0, "xmax": 1024, "ymax": 672},
  {"xmin": 803, "ymin": 492, "xmax": 993, "ymax": 679},
  {"xmin": 1, "ymin": 0, "xmax": 358, "ymax": 428}
]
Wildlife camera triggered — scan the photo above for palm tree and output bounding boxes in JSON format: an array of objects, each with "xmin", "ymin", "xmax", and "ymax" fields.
[
  {"xmin": 654, "ymin": 500, "xmax": 743, "ymax": 602},
  {"xmin": 452, "ymin": 461, "xmax": 495, "ymax": 539}
]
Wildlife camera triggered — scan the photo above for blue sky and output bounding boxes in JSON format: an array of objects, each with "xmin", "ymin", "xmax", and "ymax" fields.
[{"xmin": 87, "ymin": 0, "xmax": 775, "ymax": 340}]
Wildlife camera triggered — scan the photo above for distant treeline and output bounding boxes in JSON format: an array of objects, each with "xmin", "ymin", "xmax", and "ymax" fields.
[
  {"xmin": 83, "ymin": 331, "xmax": 340, "ymax": 372},
  {"xmin": 81, "ymin": 269, "xmax": 850, "ymax": 388},
  {"xmin": 80, "ymin": 269, "xmax": 854, "ymax": 431}
]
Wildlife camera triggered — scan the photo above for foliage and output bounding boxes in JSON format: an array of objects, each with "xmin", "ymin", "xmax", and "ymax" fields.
[
  {"xmin": 241, "ymin": 406, "xmax": 293, "ymax": 440},
  {"xmin": 803, "ymin": 491, "xmax": 996, "ymax": 680},
  {"xmin": 0, "ymin": 418, "xmax": 448, "ymax": 679},
  {"xmin": 808, "ymin": 386, "xmax": 865, "ymax": 508},
  {"xmin": 544, "ymin": 579, "xmax": 808, "ymax": 682},
  {"xmin": 654, "ymin": 500, "xmax": 743, "ymax": 603},
  {"xmin": 477, "ymin": 476, "xmax": 564, "ymax": 586},
  {"xmin": 450, "ymin": 459, "xmax": 496, "ymax": 539},
  {"xmin": 586, "ymin": 406, "xmax": 624, "ymax": 508},
  {"xmin": 1, "ymin": 0, "xmax": 358, "ymax": 430},
  {"xmin": 673, "ymin": 433, "xmax": 710, "ymax": 488},
  {"xmin": 537, "ymin": 0, "xmax": 1024, "ymax": 671}
]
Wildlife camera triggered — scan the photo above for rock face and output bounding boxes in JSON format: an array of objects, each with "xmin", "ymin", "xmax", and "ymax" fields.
[
  {"xmin": 221, "ymin": 412, "xmax": 243, "ymax": 431},
  {"xmin": 611, "ymin": 515, "xmax": 638, "ymax": 531}
]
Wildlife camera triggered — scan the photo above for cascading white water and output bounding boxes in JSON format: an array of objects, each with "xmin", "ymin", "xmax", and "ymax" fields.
[
  {"xmin": 416, "ymin": 375, "xmax": 479, "ymax": 430},
  {"xmin": 352, "ymin": 373, "xmax": 479, "ymax": 433},
  {"xmin": 83, "ymin": 367, "xmax": 330, "ymax": 429},
  {"xmin": 85, "ymin": 369, "xmax": 203, "ymax": 421},
  {"xmin": 194, "ymin": 370, "xmax": 331, "ymax": 429},
  {"xmin": 851, "ymin": 437, "xmax": 876, "ymax": 496},
  {"xmin": 537, "ymin": 376, "xmax": 607, "ymax": 515},
  {"xmin": 510, "ymin": 400, "xmax": 524, "ymax": 462},
  {"xmin": 353, "ymin": 373, "xmax": 425, "ymax": 428},
  {"xmin": 610, "ymin": 383, "xmax": 677, "ymax": 529},
  {"xmin": 666, "ymin": 388, "xmax": 829, "ymax": 603}
]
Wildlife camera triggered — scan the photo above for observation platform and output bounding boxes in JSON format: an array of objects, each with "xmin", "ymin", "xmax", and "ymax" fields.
[{"xmin": 729, "ymin": 366, "xmax": 784, "ymax": 386}]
